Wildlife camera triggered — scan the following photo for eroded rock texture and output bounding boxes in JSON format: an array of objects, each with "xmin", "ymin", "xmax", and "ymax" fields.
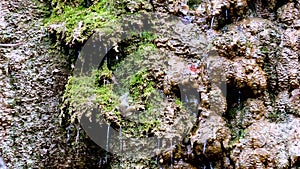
[
  {"xmin": 151, "ymin": 0, "xmax": 300, "ymax": 168},
  {"xmin": 1, "ymin": 0, "xmax": 299, "ymax": 168}
]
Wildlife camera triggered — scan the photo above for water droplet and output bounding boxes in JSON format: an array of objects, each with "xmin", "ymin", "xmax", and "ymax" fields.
[{"xmin": 203, "ymin": 140, "xmax": 207, "ymax": 154}]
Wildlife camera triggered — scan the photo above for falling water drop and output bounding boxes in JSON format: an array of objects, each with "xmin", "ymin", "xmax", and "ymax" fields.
[
  {"xmin": 210, "ymin": 162, "xmax": 213, "ymax": 169},
  {"xmin": 203, "ymin": 140, "xmax": 207, "ymax": 154},
  {"xmin": 75, "ymin": 124, "xmax": 80, "ymax": 144},
  {"xmin": 187, "ymin": 144, "xmax": 192, "ymax": 157},
  {"xmin": 210, "ymin": 16, "xmax": 215, "ymax": 29},
  {"xmin": 105, "ymin": 124, "xmax": 110, "ymax": 164},
  {"xmin": 170, "ymin": 138, "xmax": 174, "ymax": 168},
  {"xmin": 119, "ymin": 125, "xmax": 123, "ymax": 169},
  {"xmin": 185, "ymin": 94, "xmax": 189, "ymax": 103},
  {"xmin": 66, "ymin": 129, "xmax": 70, "ymax": 143},
  {"xmin": 225, "ymin": 9, "xmax": 228, "ymax": 20},
  {"xmin": 238, "ymin": 90, "xmax": 241, "ymax": 110},
  {"xmin": 98, "ymin": 158, "xmax": 103, "ymax": 168},
  {"xmin": 116, "ymin": 55, "xmax": 119, "ymax": 61},
  {"xmin": 156, "ymin": 138, "xmax": 161, "ymax": 165},
  {"xmin": 279, "ymin": 26, "xmax": 284, "ymax": 47}
]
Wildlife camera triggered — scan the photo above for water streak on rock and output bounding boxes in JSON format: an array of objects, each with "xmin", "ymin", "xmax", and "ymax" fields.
[
  {"xmin": 203, "ymin": 140, "xmax": 207, "ymax": 154},
  {"xmin": 211, "ymin": 16, "xmax": 215, "ymax": 29},
  {"xmin": 105, "ymin": 124, "xmax": 110, "ymax": 163}
]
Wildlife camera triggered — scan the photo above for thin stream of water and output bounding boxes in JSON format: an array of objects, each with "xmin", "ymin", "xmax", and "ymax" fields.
[
  {"xmin": 238, "ymin": 90, "xmax": 241, "ymax": 110},
  {"xmin": 75, "ymin": 124, "xmax": 80, "ymax": 144},
  {"xmin": 156, "ymin": 138, "xmax": 161, "ymax": 165},
  {"xmin": 105, "ymin": 124, "xmax": 110, "ymax": 163},
  {"xmin": 203, "ymin": 140, "xmax": 207, "ymax": 154},
  {"xmin": 210, "ymin": 162, "xmax": 213, "ymax": 169},
  {"xmin": 119, "ymin": 125, "xmax": 123, "ymax": 169},
  {"xmin": 210, "ymin": 16, "xmax": 215, "ymax": 29},
  {"xmin": 170, "ymin": 138, "xmax": 173, "ymax": 168}
]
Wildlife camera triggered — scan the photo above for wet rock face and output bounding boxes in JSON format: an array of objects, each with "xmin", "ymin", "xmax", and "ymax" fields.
[
  {"xmin": 152, "ymin": 0, "xmax": 293, "ymax": 30},
  {"xmin": 191, "ymin": 113, "xmax": 231, "ymax": 158},
  {"xmin": 213, "ymin": 17, "xmax": 300, "ymax": 94},
  {"xmin": 231, "ymin": 118, "xmax": 300, "ymax": 168},
  {"xmin": 6, "ymin": 0, "xmax": 297, "ymax": 168},
  {"xmin": 277, "ymin": 2, "xmax": 300, "ymax": 26}
]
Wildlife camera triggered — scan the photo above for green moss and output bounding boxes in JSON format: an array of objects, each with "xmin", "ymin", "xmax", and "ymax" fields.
[
  {"xmin": 175, "ymin": 98, "xmax": 183, "ymax": 107},
  {"xmin": 227, "ymin": 107, "xmax": 238, "ymax": 119},
  {"xmin": 44, "ymin": 0, "xmax": 153, "ymax": 46},
  {"xmin": 187, "ymin": 0, "xmax": 202, "ymax": 10},
  {"xmin": 61, "ymin": 37, "xmax": 161, "ymax": 137},
  {"xmin": 44, "ymin": 0, "xmax": 118, "ymax": 45},
  {"xmin": 260, "ymin": 46, "xmax": 269, "ymax": 54},
  {"xmin": 61, "ymin": 66, "xmax": 119, "ymax": 123}
]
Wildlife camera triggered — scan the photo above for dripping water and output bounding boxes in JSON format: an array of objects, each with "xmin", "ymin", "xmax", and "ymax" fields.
[
  {"xmin": 210, "ymin": 16, "xmax": 215, "ymax": 29},
  {"xmin": 170, "ymin": 138, "xmax": 174, "ymax": 168},
  {"xmin": 75, "ymin": 124, "xmax": 80, "ymax": 144},
  {"xmin": 203, "ymin": 140, "xmax": 207, "ymax": 154},
  {"xmin": 210, "ymin": 162, "xmax": 213, "ymax": 169},
  {"xmin": 235, "ymin": 17, "xmax": 240, "ymax": 23},
  {"xmin": 279, "ymin": 26, "xmax": 284, "ymax": 47},
  {"xmin": 238, "ymin": 90, "xmax": 242, "ymax": 110},
  {"xmin": 185, "ymin": 94, "xmax": 189, "ymax": 103},
  {"xmin": 66, "ymin": 128, "xmax": 70, "ymax": 150},
  {"xmin": 119, "ymin": 125, "xmax": 123, "ymax": 169},
  {"xmin": 66, "ymin": 129, "xmax": 70, "ymax": 143},
  {"xmin": 225, "ymin": 9, "xmax": 228, "ymax": 20},
  {"xmin": 156, "ymin": 138, "xmax": 161, "ymax": 165},
  {"xmin": 98, "ymin": 158, "xmax": 103, "ymax": 168},
  {"xmin": 105, "ymin": 124, "xmax": 110, "ymax": 164},
  {"xmin": 187, "ymin": 144, "xmax": 192, "ymax": 158}
]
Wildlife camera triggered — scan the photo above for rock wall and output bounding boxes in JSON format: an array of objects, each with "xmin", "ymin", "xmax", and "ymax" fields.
[{"xmin": 0, "ymin": 0, "xmax": 298, "ymax": 168}]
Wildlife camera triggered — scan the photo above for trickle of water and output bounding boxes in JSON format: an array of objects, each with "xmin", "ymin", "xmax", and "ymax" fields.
[
  {"xmin": 98, "ymin": 157, "xmax": 105, "ymax": 168},
  {"xmin": 116, "ymin": 55, "xmax": 119, "ymax": 61},
  {"xmin": 119, "ymin": 125, "xmax": 123, "ymax": 153},
  {"xmin": 185, "ymin": 94, "xmax": 189, "ymax": 103},
  {"xmin": 238, "ymin": 90, "xmax": 242, "ymax": 110},
  {"xmin": 66, "ymin": 129, "xmax": 70, "ymax": 142},
  {"xmin": 0, "ymin": 157, "xmax": 7, "ymax": 169},
  {"xmin": 170, "ymin": 138, "xmax": 174, "ymax": 169},
  {"xmin": 105, "ymin": 124, "xmax": 110, "ymax": 163},
  {"xmin": 203, "ymin": 140, "xmax": 207, "ymax": 154},
  {"xmin": 210, "ymin": 162, "xmax": 213, "ymax": 169},
  {"xmin": 75, "ymin": 124, "xmax": 80, "ymax": 144},
  {"xmin": 225, "ymin": 9, "xmax": 228, "ymax": 20},
  {"xmin": 119, "ymin": 125, "xmax": 122, "ymax": 169},
  {"xmin": 210, "ymin": 16, "xmax": 215, "ymax": 29},
  {"xmin": 156, "ymin": 138, "xmax": 161, "ymax": 165},
  {"xmin": 279, "ymin": 26, "xmax": 284, "ymax": 47},
  {"xmin": 187, "ymin": 144, "xmax": 192, "ymax": 157}
]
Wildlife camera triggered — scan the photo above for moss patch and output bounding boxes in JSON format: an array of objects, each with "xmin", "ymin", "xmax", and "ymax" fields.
[
  {"xmin": 44, "ymin": 0, "xmax": 118, "ymax": 46},
  {"xmin": 61, "ymin": 36, "xmax": 162, "ymax": 138},
  {"xmin": 44, "ymin": 0, "xmax": 152, "ymax": 47}
]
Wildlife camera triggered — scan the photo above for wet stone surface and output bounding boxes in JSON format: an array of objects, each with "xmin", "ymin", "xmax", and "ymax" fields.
[
  {"xmin": 0, "ymin": 0, "xmax": 300, "ymax": 168},
  {"xmin": 0, "ymin": 0, "xmax": 69, "ymax": 168}
]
